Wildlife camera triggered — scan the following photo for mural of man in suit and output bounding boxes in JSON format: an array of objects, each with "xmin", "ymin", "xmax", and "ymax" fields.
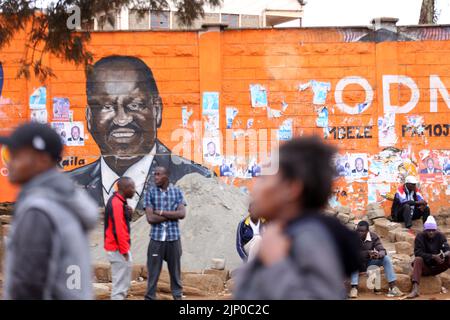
[{"xmin": 68, "ymin": 56, "xmax": 211, "ymax": 209}]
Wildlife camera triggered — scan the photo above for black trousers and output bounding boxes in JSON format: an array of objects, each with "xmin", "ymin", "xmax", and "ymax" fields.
[
  {"xmin": 145, "ymin": 239, "xmax": 183, "ymax": 300},
  {"xmin": 394, "ymin": 203, "xmax": 430, "ymax": 229}
]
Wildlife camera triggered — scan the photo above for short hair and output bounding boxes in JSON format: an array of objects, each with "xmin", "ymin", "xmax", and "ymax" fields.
[
  {"xmin": 207, "ymin": 141, "xmax": 215, "ymax": 147},
  {"xmin": 279, "ymin": 136, "xmax": 337, "ymax": 210},
  {"xmin": 71, "ymin": 126, "xmax": 80, "ymax": 133},
  {"xmin": 117, "ymin": 176, "xmax": 134, "ymax": 190},
  {"xmin": 156, "ymin": 165, "xmax": 170, "ymax": 176},
  {"xmin": 86, "ymin": 56, "xmax": 159, "ymax": 98},
  {"xmin": 357, "ymin": 220, "xmax": 370, "ymax": 230},
  {"xmin": 355, "ymin": 157, "xmax": 364, "ymax": 164}
]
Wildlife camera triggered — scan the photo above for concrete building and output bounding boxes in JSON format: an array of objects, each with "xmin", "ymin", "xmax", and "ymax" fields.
[{"xmin": 93, "ymin": 0, "xmax": 305, "ymax": 31}]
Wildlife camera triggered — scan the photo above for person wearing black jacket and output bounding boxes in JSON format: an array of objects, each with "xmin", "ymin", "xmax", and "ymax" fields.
[
  {"xmin": 349, "ymin": 221, "xmax": 403, "ymax": 298},
  {"xmin": 234, "ymin": 136, "xmax": 361, "ymax": 300},
  {"xmin": 408, "ymin": 216, "xmax": 450, "ymax": 298}
]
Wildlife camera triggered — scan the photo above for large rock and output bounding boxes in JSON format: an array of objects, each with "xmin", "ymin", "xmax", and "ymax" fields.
[
  {"xmin": 93, "ymin": 262, "xmax": 112, "ymax": 283},
  {"xmin": 337, "ymin": 213, "xmax": 350, "ymax": 224},
  {"xmin": 204, "ymin": 269, "xmax": 230, "ymax": 282},
  {"xmin": 336, "ymin": 206, "xmax": 351, "ymax": 215},
  {"xmin": 0, "ymin": 215, "xmax": 12, "ymax": 224},
  {"xmin": 420, "ymin": 276, "xmax": 442, "ymax": 294},
  {"xmin": 132, "ymin": 264, "xmax": 144, "ymax": 281},
  {"xmin": 391, "ymin": 254, "xmax": 413, "ymax": 275},
  {"xmin": 394, "ymin": 229, "xmax": 415, "ymax": 245},
  {"xmin": 183, "ymin": 274, "xmax": 225, "ymax": 294},
  {"xmin": 395, "ymin": 242, "xmax": 413, "ymax": 256},
  {"xmin": 373, "ymin": 219, "xmax": 401, "ymax": 238},
  {"xmin": 211, "ymin": 258, "xmax": 226, "ymax": 270},
  {"xmin": 440, "ymin": 273, "xmax": 450, "ymax": 289},
  {"xmin": 0, "ymin": 202, "xmax": 14, "ymax": 216},
  {"xmin": 366, "ymin": 203, "xmax": 386, "ymax": 221},
  {"xmin": 93, "ymin": 283, "xmax": 111, "ymax": 300},
  {"xmin": 358, "ymin": 272, "xmax": 411, "ymax": 293},
  {"xmin": 225, "ymin": 278, "xmax": 235, "ymax": 292}
]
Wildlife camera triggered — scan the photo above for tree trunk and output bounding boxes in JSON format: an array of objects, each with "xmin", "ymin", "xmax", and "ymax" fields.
[{"xmin": 419, "ymin": 0, "xmax": 435, "ymax": 24}]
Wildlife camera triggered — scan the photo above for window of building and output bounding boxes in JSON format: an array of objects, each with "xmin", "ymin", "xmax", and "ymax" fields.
[
  {"xmin": 151, "ymin": 11, "xmax": 170, "ymax": 29},
  {"xmin": 221, "ymin": 14, "xmax": 239, "ymax": 28},
  {"xmin": 129, "ymin": 9, "xmax": 150, "ymax": 30}
]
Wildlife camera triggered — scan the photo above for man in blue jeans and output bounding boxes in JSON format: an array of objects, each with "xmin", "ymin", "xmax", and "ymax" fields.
[{"xmin": 349, "ymin": 221, "xmax": 404, "ymax": 298}]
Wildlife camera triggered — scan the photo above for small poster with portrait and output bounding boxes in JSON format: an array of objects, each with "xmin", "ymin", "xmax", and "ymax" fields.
[{"xmin": 65, "ymin": 122, "xmax": 85, "ymax": 146}]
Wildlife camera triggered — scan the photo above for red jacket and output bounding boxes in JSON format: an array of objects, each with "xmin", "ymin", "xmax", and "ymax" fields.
[{"xmin": 104, "ymin": 192, "xmax": 130, "ymax": 254}]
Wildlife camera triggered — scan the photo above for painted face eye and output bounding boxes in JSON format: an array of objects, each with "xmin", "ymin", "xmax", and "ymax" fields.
[
  {"xmin": 127, "ymin": 102, "xmax": 143, "ymax": 111},
  {"xmin": 102, "ymin": 104, "xmax": 115, "ymax": 111}
]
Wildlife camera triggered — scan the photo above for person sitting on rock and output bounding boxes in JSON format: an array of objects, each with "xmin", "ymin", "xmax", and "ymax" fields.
[
  {"xmin": 349, "ymin": 221, "xmax": 404, "ymax": 298},
  {"xmin": 236, "ymin": 203, "xmax": 266, "ymax": 262},
  {"xmin": 391, "ymin": 176, "xmax": 430, "ymax": 229},
  {"xmin": 407, "ymin": 216, "xmax": 450, "ymax": 299}
]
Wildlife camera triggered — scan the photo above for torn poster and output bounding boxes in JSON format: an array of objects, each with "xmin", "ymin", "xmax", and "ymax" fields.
[
  {"xmin": 51, "ymin": 122, "xmax": 68, "ymax": 145},
  {"xmin": 298, "ymin": 81, "xmax": 310, "ymax": 91},
  {"xmin": 226, "ymin": 107, "xmax": 239, "ymax": 129},
  {"xmin": 378, "ymin": 113, "xmax": 397, "ymax": 147},
  {"xmin": 316, "ymin": 106, "xmax": 329, "ymax": 128},
  {"xmin": 278, "ymin": 119, "xmax": 293, "ymax": 141},
  {"xmin": 335, "ymin": 154, "xmax": 351, "ymax": 177},
  {"xmin": 182, "ymin": 106, "xmax": 193, "ymax": 128},
  {"xmin": 204, "ymin": 114, "xmax": 219, "ymax": 133},
  {"xmin": 247, "ymin": 118, "xmax": 254, "ymax": 129},
  {"xmin": 202, "ymin": 92, "xmax": 219, "ymax": 116},
  {"xmin": 368, "ymin": 183, "xmax": 391, "ymax": 204},
  {"xmin": 52, "ymin": 97, "xmax": 70, "ymax": 121},
  {"xmin": 406, "ymin": 115, "xmax": 425, "ymax": 136},
  {"xmin": 357, "ymin": 102, "xmax": 369, "ymax": 113},
  {"xmin": 267, "ymin": 107, "xmax": 282, "ymax": 119},
  {"xmin": 310, "ymin": 80, "xmax": 331, "ymax": 105},
  {"xmin": 31, "ymin": 109, "xmax": 48, "ymax": 124},
  {"xmin": 281, "ymin": 101, "xmax": 289, "ymax": 112},
  {"xmin": 29, "ymin": 87, "xmax": 47, "ymax": 110},
  {"xmin": 419, "ymin": 151, "xmax": 442, "ymax": 176},
  {"xmin": 250, "ymin": 84, "xmax": 268, "ymax": 108}
]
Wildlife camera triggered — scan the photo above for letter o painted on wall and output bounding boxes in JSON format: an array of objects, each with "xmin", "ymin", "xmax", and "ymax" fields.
[{"xmin": 335, "ymin": 76, "xmax": 374, "ymax": 115}]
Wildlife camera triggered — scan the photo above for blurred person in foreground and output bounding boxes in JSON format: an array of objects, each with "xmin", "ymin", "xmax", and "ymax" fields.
[
  {"xmin": 1, "ymin": 122, "xmax": 98, "ymax": 299},
  {"xmin": 236, "ymin": 203, "xmax": 266, "ymax": 262},
  {"xmin": 104, "ymin": 177, "xmax": 135, "ymax": 300},
  {"xmin": 234, "ymin": 136, "xmax": 361, "ymax": 300}
]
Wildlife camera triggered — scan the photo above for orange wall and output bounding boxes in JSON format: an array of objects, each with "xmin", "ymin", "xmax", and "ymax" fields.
[{"xmin": 0, "ymin": 27, "xmax": 449, "ymax": 214}]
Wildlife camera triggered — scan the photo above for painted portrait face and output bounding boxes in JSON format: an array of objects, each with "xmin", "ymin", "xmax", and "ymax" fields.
[{"xmin": 86, "ymin": 57, "xmax": 162, "ymax": 159}]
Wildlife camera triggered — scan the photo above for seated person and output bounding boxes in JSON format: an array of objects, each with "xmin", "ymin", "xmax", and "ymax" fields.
[
  {"xmin": 391, "ymin": 176, "xmax": 430, "ymax": 229},
  {"xmin": 349, "ymin": 221, "xmax": 403, "ymax": 298},
  {"xmin": 236, "ymin": 204, "xmax": 265, "ymax": 262},
  {"xmin": 407, "ymin": 216, "xmax": 450, "ymax": 299}
]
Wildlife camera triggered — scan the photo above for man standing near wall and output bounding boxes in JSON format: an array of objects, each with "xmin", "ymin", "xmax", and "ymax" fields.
[
  {"xmin": 144, "ymin": 166, "xmax": 186, "ymax": 300},
  {"xmin": 104, "ymin": 176, "xmax": 136, "ymax": 300}
]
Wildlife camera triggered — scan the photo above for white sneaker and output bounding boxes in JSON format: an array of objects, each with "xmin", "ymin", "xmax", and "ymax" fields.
[{"xmin": 387, "ymin": 286, "xmax": 404, "ymax": 297}]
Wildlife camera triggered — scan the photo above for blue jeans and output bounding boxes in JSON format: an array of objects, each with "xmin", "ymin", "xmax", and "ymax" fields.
[{"xmin": 351, "ymin": 255, "xmax": 397, "ymax": 286}]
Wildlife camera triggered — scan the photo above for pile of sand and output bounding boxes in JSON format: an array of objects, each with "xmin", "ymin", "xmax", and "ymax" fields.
[{"xmin": 128, "ymin": 173, "xmax": 250, "ymax": 271}]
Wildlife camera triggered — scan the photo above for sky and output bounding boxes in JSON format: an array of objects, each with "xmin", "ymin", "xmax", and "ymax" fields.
[{"xmin": 301, "ymin": 0, "xmax": 450, "ymax": 27}]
